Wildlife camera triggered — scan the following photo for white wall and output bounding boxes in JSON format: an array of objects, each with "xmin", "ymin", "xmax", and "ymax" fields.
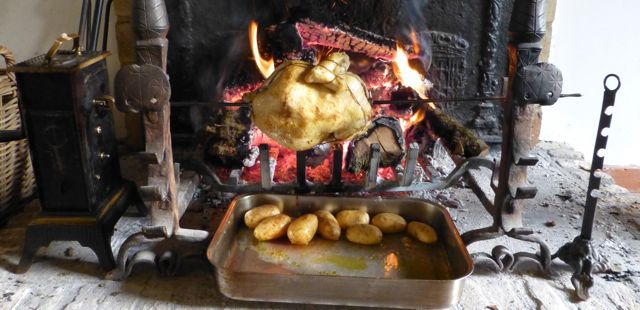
[
  {"xmin": 541, "ymin": 0, "xmax": 640, "ymax": 166},
  {"xmin": 0, "ymin": 0, "xmax": 125, "ymax": 138}
]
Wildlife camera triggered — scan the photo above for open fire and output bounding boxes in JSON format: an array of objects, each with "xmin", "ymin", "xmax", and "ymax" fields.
[
  {"xmin": 203, "ymin": 14, "xmax": 487, "ymax": 194},
  {"xmin": 100, "ymin": 1, "xmax": 588, "ymax": 303},
  {"xmin": 249, "ymin": 20, "xmax": 275, "ymax": 79},
  {"xmin": 204, "ymin": 18, "xmax": 487, "ymax": 190},
  {"xmin": 392, "ymin": 42, "xmax": 429, "ymax": 100}
]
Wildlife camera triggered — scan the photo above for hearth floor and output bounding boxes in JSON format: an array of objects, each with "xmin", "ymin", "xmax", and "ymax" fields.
[{"xmin": 0, "ymin": 141, "xmax": 638, "ymax": 309}]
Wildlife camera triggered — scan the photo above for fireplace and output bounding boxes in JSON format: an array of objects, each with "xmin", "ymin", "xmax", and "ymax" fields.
[
  {"xmin": 164, "ymin": 0, "xmax": 512, "ymax": 146},
  {"xmin": 156, "ymin": 0, "xmax": 515, "ymax": 194},
  {"xmin": 106, "ymin": 0, "xmax": 597, "ymax": 304}
]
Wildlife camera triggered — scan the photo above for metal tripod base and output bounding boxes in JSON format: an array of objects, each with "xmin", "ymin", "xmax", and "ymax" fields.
[
  {"xmin": 106, "ymin": 227, "xmax": 210, "ymax": 280},
  {"xmin": 462, "ymin": 225, "xmax": 552, "ymax": 273},
  {"xmin": 553, "ymin": 236, "xmax": 606, "ymax": 301}
]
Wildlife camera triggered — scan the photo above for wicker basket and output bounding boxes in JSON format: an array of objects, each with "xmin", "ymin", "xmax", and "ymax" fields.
[{"xmin": 0, "ymin": 46, "xmax": 36, "ymax": 217}]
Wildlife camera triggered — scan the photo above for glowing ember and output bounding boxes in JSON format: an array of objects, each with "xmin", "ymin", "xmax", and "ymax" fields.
[
  {"xmin": 223, "ymin": 81, "xmax": 262, "ymax": 102},
  {"xmin": 392, "ymin": 43, "xmax": 429, "ymax": 100},
  {"xmin": 232, "ymin": 129, "xmax": 400, "ymax": 184},
  {"xmin": 249, "ymin": 20, "xmax": 275, "ymax": 78}
]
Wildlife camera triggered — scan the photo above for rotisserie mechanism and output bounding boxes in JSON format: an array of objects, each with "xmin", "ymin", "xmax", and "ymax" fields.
[{"xmin": 244, "ymin": 52, "xmax": 372, "ymax": 151}]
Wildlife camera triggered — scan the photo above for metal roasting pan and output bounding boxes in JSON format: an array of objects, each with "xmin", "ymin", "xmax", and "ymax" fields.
[{"xmin": 207, "ymin": 194, "xmax": 473, "ymax": 309}]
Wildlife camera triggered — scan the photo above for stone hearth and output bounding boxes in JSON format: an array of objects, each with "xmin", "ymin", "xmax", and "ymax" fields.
[{"xmin": 0, "ymin": 141, "xmax": 638, "ymax": 309}]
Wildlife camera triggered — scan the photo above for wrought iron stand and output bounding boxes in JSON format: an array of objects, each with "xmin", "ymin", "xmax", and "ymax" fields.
[
  {"xmin": 554, "ymin": 74, "xmax": 620, "ymax": 300},
  {"xmin": 107, "ymin": 0, "xmax": 209, "ymax": 280},
  {"xmin": 462, "ymin": 1, "xmax": 621, "ymax": 300},
  {"xmin": 461, "ymin": 0, "xmax": 560, "ymax": 273}
]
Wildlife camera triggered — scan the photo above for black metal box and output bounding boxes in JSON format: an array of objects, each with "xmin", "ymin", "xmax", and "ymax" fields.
[{"xmin": 11, "ymin": 41, "xmax": 121, "ymax": 215}]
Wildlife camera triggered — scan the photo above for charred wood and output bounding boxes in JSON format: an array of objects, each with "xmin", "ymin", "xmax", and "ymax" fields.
[
  {"xmin": 293, "ymin": 19, "xmax": 419, "ymax": 62},
  {"xmin": 424, "ymin": 107, "xmax": 489, "ymax": 158},
  {"xmin": 202, "ymin": 107, "xmax": 254, "ymax": 168},
  {"xmin": 346, "ymin": 116, "xmax": 405, "ymax": 173}
]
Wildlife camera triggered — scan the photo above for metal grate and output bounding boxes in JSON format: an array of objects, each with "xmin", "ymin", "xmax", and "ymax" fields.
[{"xmin": 191, "ymin": 142, "xmax": 494, "ymax": 194}]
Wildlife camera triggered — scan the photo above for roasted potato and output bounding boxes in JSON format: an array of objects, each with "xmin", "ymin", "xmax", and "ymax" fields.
[
  {"xmin": 244, "ymin": 204, "xmax": 281, "ymax": 228},
  {"xmin": 287, "ymin": 214, "xmax": 319, "ymax": 245},
  {"xmin": 254, "ymin": 214, "xmax": 292, "ymax": 241},
  {"xmin": 407, "ymin": 221, "xmax": 438, "ymax": 244},
  {"xmin": 314, "ymin": 210, "xmax": 341, "ymax": 241},
  {"xmin": 336, "ymin": 210, "xmax": 370, "ymax": 229},
  {"xmin": 346, "ymin": 224, "xmax": 383, "ymax": 245},
  {"xmin": 371, "ymin": 213, "xmax": 407, "ymax": 233}
]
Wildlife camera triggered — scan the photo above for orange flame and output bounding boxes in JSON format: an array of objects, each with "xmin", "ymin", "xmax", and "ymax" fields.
[
  {"xmin": 249, "ymin": 20, "xmax": 274, "ymax": 78},
  {"xmin": 409, "ymin": 106, "xmax": 426, "ymax": 126},
  {"xmin": 392, "ymin": 43, "xmax": 428, "ymax": 100},
  {"xmin": 399, "ymin": 105, "xmax": 428, "ymax": 132},
  {"xmin": 410, "ymin": 29, "xmax": 420, "ymax": 54}
]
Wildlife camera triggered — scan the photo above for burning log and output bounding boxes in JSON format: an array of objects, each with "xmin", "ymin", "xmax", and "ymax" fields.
[
  {"xmin": 202, "ymin": 107, "xmax": 255, "ymax": 168},
  {"xmin": 359, "ymin": 61, "xmax": 398, "ymax": 101},
  {"xmin": 346, "ymin": 116, "xmax": 405, "ymax": 173},
  {"xmin": 423, "ymin": 106, "xmax": 489, "ymax": 158},
  {"xmin": 293, "ymin": 19, "xmax": 419, "ymax": 62}
]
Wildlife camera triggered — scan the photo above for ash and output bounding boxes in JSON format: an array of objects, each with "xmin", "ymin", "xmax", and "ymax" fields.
[{"xmin": 0, "ymin": 141, "xmax": 638, "ymax": 309}]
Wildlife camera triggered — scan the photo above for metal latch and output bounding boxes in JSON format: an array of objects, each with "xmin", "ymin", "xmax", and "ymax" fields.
[
  {"xmin": 92, "ymin": 95, "xmax": 115, "ymax": 116},
  {"xmin": 45, "ymin": 33, "xmax": 81, "ymax": 64}
]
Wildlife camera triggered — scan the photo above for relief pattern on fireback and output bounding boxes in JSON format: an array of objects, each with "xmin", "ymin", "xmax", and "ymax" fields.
[{"xmin": 426, "ymin": 31, "xmax": 469, "ymax": 100}]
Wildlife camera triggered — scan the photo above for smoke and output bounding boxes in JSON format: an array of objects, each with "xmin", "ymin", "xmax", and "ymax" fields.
[
  {"xmin": 165, "ymin": 0, "xmax": 285, "ymax": 103},
  {"xmin": 395, "ymin": 0, "xmax": 432, "ymax": 74}
]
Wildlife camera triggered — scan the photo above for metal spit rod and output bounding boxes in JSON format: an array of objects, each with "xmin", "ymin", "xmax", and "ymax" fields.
[{"xmin": 171, "ymin": 94, "xmax": 581, "ymax": 108}]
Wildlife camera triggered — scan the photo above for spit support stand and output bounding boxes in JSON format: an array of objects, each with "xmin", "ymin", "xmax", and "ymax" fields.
[
  {"xmin": 553, "ymin": 74, "xmax": 621, "ymax": 301},
  {"xmin": 460, "ymin": 0, "xmax": 565, "ymax": 279},
  {"xmin": 107, "ymin": 0, "xmax": 209, "ymax": 280}
]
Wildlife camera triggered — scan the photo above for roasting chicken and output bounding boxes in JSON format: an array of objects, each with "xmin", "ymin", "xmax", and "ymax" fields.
[{"xmin": 244, "ymin": 52, "xmax": 372, "ymax": 151}]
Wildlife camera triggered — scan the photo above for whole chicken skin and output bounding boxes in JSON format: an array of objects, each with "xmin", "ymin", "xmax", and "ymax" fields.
[{"xmin": 244, "ymin": 52, "xmax": 372, "ymax": 151}]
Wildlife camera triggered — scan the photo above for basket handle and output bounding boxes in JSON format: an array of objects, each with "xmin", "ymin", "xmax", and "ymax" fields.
[
  {"xmin": 45, "ymin": 33, "xmax": 81, "ymax": 64},
  {"xmin": 0, "ymin": 45, "xmax": 16, "ymax": 81},
  {"xmin": 0, "ymin": 46, "xmax": 25, "ymax": 143}
]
